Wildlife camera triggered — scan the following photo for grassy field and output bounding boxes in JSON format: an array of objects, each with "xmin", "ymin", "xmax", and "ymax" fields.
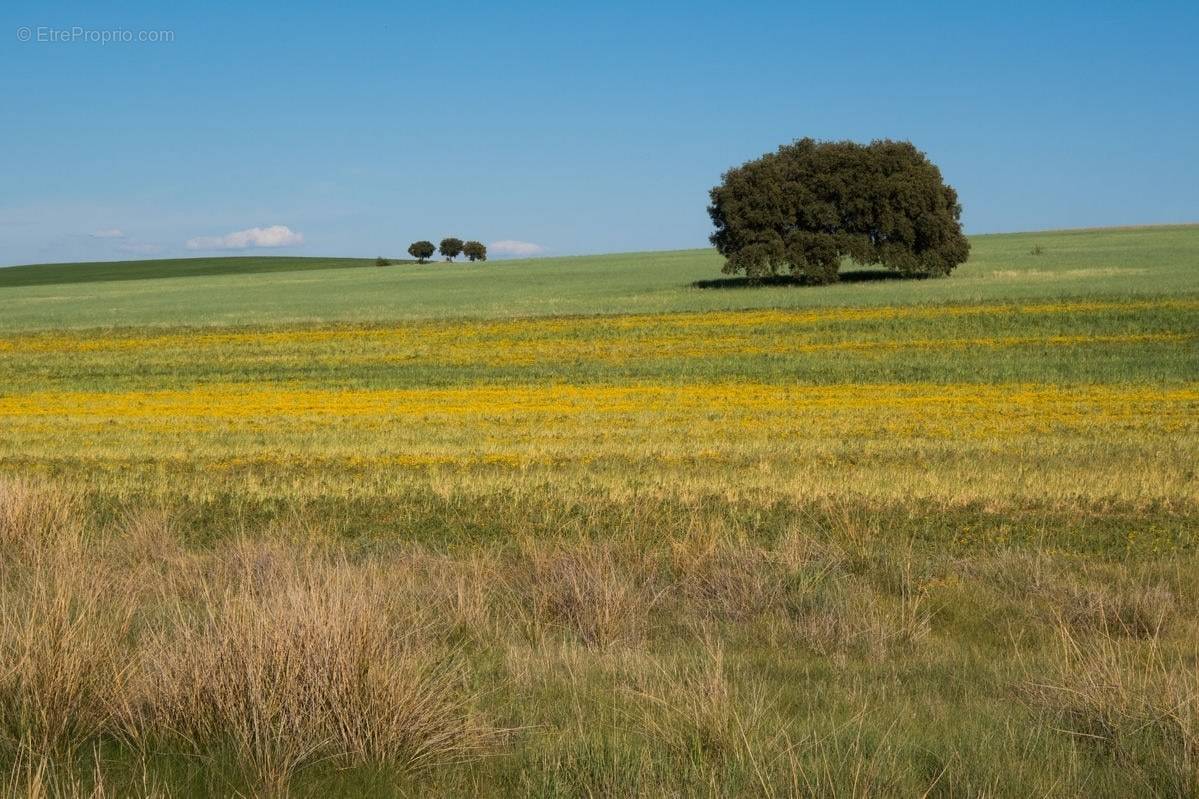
[
  {"xmin": 1, "ymin": 225, "xmax": 1197, "ymax": 796},
  {"xmin": 0, "ymin": 256, "xmax": 410, "ymax": 291},
  {"xmin": 1, "ymin": 224, "xmax": 1197, "ymax": 331}
]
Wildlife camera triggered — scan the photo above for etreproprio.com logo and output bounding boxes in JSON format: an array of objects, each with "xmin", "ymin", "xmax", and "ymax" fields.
[{"xmin": 16, "ymin": 26, "xmax": 175, "ymax": 44}]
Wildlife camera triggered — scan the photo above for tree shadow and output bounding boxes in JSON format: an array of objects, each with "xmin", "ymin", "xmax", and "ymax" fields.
[{"xmin": 691, "ymin": 269, "xmax": 909, "ymax": 290}]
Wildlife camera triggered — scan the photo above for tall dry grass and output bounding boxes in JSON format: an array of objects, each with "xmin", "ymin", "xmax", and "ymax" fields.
[
  {"xmin": 122, "ymin": 558, "xmax": 488, "ymax": 793},
  {"xmin": 668, "ymin": 531, "xmax": 785, "ymax": 619},
  {"xmin": 501, "ymin": 539, "xmax": 662, "ymax": 648},
  {"xmin": 0, "ymin": 480, "xmax": 133, "ymax": 758},
  {"xmin": 2, "ymin": 477, "xmax": 1195, "ymax": 794},
  {"xmin": 2, "ymin": 744, "xmax": 168, "ymax": 799},
  {"xmin": 0, "ymin": 482, "xmax": 495, "ymax": 795},
  {"xmin": 0, "ymin": 551, "xmax": 135, "ymax": 756},
  {"xmin": 1025, "ymin": 624, "xmax": 1198, "ymax": 794},
  {"xmin": 0, "ymin": 478, "xmax": 80, "ymax": 556},
  {"xmin": 631, "ymin": 640, "xmax": 786, "ymax": 766}
]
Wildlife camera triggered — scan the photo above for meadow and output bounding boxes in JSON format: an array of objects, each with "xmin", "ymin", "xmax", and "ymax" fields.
[{"xmin": 0, "ymin": 225, "xmax": 1197, "ymax": 796}]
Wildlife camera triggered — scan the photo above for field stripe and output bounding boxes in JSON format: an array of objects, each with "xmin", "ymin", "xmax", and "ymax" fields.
[
  {"xmin": 1, "ymin": 298, "xmax": 1195, "ymax": 354},
  {"xmin": 2, "ymin": 382, "xmax": 1195, "ymax": 436}
]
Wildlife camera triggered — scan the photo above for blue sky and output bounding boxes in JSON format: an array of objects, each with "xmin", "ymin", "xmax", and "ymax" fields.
[{"xmin": 2, "ymin": 1, "xmax": 1197, "ymax": 266}]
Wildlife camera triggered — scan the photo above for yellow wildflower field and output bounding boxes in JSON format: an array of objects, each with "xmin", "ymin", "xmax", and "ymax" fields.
[
  {"xmin": 2, "ymin": 380, "xmax": 1195, "ymax": 508},
  {"xmin": 1, "ymin": 296, "xmax": 1195, "ymax": 511},
  {"xmin": 3, "ymin": 381, "xmax": 1195, "ymax": 433}
]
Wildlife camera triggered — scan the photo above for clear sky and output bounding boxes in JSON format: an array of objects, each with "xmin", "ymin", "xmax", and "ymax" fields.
[{"xmin": 2, "ymin": 0, "xmax": 1197, "ymax": 266}]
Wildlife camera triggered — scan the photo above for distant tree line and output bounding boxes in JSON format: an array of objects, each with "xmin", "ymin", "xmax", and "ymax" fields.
[{"xmin": 402, "ymin": 238, "xmax": 487, "ymax": 264}]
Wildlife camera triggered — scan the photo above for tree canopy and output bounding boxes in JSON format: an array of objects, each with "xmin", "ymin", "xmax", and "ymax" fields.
[
  {"xmin": 439, "ymin": 238, "xmax": 464, "ymax": 261},
  {"xmin": 708, "ymin": 138, "xmax": 969, "ymax": 284},
  {"xmin": 407, "ymin": 241, "xmax": 435, "ymax": 263},
  {"xmin": 462, "ymin": 241, "xmax": 487, "ymax": 262}
]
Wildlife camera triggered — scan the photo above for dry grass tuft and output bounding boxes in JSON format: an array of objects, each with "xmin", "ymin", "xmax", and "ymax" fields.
[
  {"xmin": 4, "ymin": 745, "xmax": 168, "ymax": 798},
  {"xmin": 4, "ymin": 747, "xmax": 102, "ymax": 799},
  {"xmin": 630, "ymin": 638, "xmax": 797, "ymax": 791},
  {"xmin": 669, "ymin": 532, "xmax": 784, "ymax": 619},
  {"xmin": 0, "ymin": 479, "xmax": 81, "ymax": 559},
  {"xmin": 1058, "ymin": 579, "xmax": 1177, "ymax": 639},
  {"xmin": 122, "ymin": 559, "xmax": 489, "ymax": 793},
  {"xmin": 505, "ymin": 540, "xmax": 660, "ymax": 648},
  {"xmin": 112, "ymin": 507, "xmax": 183, "ymax": 565},
  {"xmin": 0, "ymin": 545, "xmax": 135, "ymax": 757},
  {"xmin": 794, "ymin": 580, "xmax": 931, "ymax": 658},
  {"xmin": 1024, "ymin": 625, "xmax": 1199, "ymax": 792},
  {"xmin": 3, "ymin": 503, "xmax": 498, "ymax": 795},
  {"xmin": 369, "ymin": 547, "xmax": 498, "ymax": 642},
  {"xmin": 1, "ymin": 743, "xmax": 174, "ymax": 799}
]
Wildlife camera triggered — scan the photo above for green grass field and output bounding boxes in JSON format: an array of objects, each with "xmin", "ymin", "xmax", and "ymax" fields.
[
  {"xmin": 2, "ymin": 224, "xmax": 1196, "ymax": 331},
  {"xmin": 1, "ymin": 225, "xmax": 1197, "ymax": 796}
]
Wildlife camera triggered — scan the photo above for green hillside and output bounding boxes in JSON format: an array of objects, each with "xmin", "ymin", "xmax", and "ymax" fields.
[
  {"xmin": 0, "ymin": 255, "xmax": 398, "ymax": 288},
  {"xmin": 1, "ymin": 225, "xmax": 1196, "ymax": 332}
]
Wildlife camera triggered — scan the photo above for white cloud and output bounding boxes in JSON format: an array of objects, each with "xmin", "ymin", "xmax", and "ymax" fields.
[
  {"xmin": 489, "ymin": 239, "xmax": 545, "ymax": 257},
  {"xmin": 185, "ymin": 225, "xmax": 304, "ymax": 251},
  {"xmin": 117, "ymin": 242, "xmax": 162, "ymax": 255},
  {"xmin": 91, "ymin": 228, "xmax": 125, "ymax": 238}
]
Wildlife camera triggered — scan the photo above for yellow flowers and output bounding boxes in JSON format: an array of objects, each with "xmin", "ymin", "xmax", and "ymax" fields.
[
  {"xmin": 3, "ymin": 382, "xmax": 1194, "ymax": 438},
  {"xmin": 0, "ymin": 298, "xmax": 1192, "ymax": 367},
  {"xmin": 1, "ymin": 298, "xmax": 1194, "ymax": 507}
]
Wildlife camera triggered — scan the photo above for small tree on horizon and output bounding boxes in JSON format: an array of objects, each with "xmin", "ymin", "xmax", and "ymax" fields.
[
  {"xmin": 439, "ymin": 238, "xmax": 464, "ymax": 262},
  {"xmin": 463, "ymin": 241, "xmax": 487, "ymax": 262},
  {"xmin": 407, "ymin": 241, "xmax": 435, "ymax": 263}
]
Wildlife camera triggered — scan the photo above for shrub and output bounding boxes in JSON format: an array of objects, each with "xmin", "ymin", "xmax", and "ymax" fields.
[
  {"xmin": 407, "ymin": 241, "xmax": 435, "ymax": 263},
  {"xmin": 439, "ymin": 238, "xmax": 464, "ymax": 262},
  {"xmin": 375, "ymin": 256, "xmax": 391, "ymax": 267},
  {"xmin": 462, "ymin": 241, "xmax": 487, "ymax": 262},
  {"xmin": 708, "ymin": 138, "xmax": 970, "ymax": 283}
]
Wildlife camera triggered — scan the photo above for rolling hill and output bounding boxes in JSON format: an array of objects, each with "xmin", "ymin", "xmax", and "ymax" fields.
[{"xmin": 1, "ymin": 224, "xmax": 1196, "ymax": 332}]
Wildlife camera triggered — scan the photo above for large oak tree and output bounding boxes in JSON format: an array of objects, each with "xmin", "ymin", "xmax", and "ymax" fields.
[{"xmin": 708, "ymin": 139, "xmax": 969, "ymax": 284}]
